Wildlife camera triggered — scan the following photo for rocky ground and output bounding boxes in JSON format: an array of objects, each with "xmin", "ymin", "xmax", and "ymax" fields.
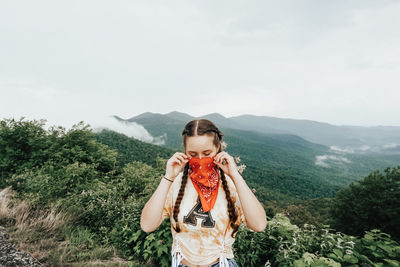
[{"xmin": 0, "ymin": 227, "xmax": 42, "ymax": 267}]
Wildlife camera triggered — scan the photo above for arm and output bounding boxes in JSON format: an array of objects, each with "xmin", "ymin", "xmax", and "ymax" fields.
[
  {"xmin": 141, "ymin": 152, "xmax": 188, "ymax": 232},
  {"xmin": 231, "ymin": 172, "xmax": 267, "ymax": 232},
  {"xmin": 140, "ymin": 176, "xmax": 172, "ymax": 233}
]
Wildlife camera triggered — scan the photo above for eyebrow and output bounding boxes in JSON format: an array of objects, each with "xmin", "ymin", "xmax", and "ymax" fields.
[{"xmin": 188, "ymin": 149, "xmax": 212, "ymax": 153}]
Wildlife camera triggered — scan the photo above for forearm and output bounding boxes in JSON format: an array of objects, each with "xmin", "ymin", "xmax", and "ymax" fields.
[
  {"xmin": 140, "ymin": 177, "xmax": 172, "ymax": 232},
  {"xmin": 231, "ymin": 171, "xmax": 267, "ymax": 232}
]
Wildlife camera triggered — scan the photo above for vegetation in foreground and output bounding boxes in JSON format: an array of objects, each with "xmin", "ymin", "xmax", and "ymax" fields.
[{"xmin": 0, "ymin": 117, "xmax": 399, "ymax": 266}]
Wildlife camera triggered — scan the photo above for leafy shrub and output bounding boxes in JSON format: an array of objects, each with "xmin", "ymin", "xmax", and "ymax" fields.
[
  {"xmin": 352, "ymin": 229, "xmax": 400, "ymax": 266},
  {"xmin": 130, "ymin": 219, "xmax": 172, "ymax": 267},
  {"xmin": 330, "ymin": 166, "xmax": 400, "ymax": 241},
  {"xmin": 1, "ymin": 117, "xmax": 119, "ymax": 189},
  {"xmin": 234, "ymin": 213, "xmax": 400, "ymax": 266},
  {"xmin": 8, "ymin": 160, "xmax": 104, "ymax": 206}
]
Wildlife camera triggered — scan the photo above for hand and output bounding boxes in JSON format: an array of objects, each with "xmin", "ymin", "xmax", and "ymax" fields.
[
  {"xmin": 165, "ymin": 152, "xmax": 189, "ymax": 181},
  {"xmin": 213, "ymin": 151, "xmax": 240, "ymax": 179}
]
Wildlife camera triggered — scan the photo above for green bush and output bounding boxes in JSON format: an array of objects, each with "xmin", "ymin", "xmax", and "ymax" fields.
[
  {"xmin": 352, "ymin": 229, "xmax": 400, "ymax": 266},
  {"xmin": 1, "ymin": 117, "xmax": 119, "ymax": 189},
  {"xmin": 8, "ymin": 160, "xmax": 104, "ymax": 205},
  {"xmin": 330, "ymin": 166, "xmax": 400, "ymax": 242},
  {"xmin": 234, "ymin": 213, "xmax": 399, "ymax": 266},
  {"xmin": 129, "ymin": 219, "xmax": 172, "ymax": 267}
]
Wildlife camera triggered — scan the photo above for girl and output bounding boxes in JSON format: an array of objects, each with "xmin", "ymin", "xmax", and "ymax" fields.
[{"xmin": 141, "ymin": 119, "xmax": 267, "ymax": 267}]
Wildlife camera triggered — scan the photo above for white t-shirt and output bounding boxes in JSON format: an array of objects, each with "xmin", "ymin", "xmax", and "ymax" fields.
[{"xmin": 162, "ymin": 170, "xmax": 250, "ymax": 266}]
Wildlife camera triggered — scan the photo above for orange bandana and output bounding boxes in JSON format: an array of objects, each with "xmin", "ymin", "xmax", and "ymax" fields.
[{"xmin": 188, "ymin": 155, "xmax": 220, "ymax": 212}]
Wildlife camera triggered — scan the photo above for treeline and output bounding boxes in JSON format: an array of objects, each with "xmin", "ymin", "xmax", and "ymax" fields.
[{"xmin": 0, "ymin": 117, "xmax": 399, "ymax": 266}]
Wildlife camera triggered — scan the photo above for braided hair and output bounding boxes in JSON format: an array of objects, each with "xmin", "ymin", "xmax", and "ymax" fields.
[{"xmin": 172, "ymin": 119, "xmax": 240, "ymax": 238}]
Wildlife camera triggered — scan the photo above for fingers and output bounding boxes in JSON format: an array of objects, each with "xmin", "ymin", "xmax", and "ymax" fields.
[
  {"xmin": 214, "ymin": 151, "xmax": 225, "ymax": 163},
  {"xmin": 177, "ymin": 154, "xmax": 189, "ymax": 165},
  {"xmin": 173, "ymin": 152, "xmax": 189, "ymax": 166},
  {"xmin": 214, "ymin": 151, "xmax": 231, "ymax": 165},
  {"xmin": 165, "ymin": 153, "xmax": 189, "ymax": 179}
]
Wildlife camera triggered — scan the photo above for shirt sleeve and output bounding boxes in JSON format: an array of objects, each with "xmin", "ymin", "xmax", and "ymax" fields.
[{"xmin": 161, "ymin": 183, "xmax": 173, "ymax": 221}]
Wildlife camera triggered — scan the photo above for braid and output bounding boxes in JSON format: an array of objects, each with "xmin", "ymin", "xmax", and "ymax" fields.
[
  {"xmin": 172, "ymin": 162, "xmax": 190, "ymax": 233},
  {"xmin": 211, "ymin": 129, "xmax": 224, "ymax": 141},
  {"xmin": 219, "ymin": 168, "xmax": 240, "ymax": 238}
]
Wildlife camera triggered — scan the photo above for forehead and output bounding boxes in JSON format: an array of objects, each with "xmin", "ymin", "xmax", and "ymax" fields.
[{"xmin": 186, "ymin": 135, "xmax": 215, "ymax": 152}]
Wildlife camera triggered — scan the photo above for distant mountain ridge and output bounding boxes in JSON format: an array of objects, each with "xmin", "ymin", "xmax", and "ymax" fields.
[
  {"xmin": 94, "ymin": 111, "xmax": 400, "ymax": 200},
  {"xmin": 102, "ymin": 114, "xmax": 342, "ymax": 199},
  {"xmin": 126, "ymin": 111, "xmax": 400, "ymax": 154}
]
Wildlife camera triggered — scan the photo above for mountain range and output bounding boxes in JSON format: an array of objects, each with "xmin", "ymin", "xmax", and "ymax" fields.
[
  {"xmin": 124, "ymin": 111, "xmax": 400, "ymax": 154},
  {"xmin": 93, "ymin": 111, "xmax": 400, "ymax": 201}
]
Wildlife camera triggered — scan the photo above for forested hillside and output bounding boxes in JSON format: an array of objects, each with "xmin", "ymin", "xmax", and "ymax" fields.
[
  {"xmin": 94, "ymin": 129, "xmax": 175, "ymax": 169},
  {"xmin": 126, "ymin": 112, "xmax": 400, "ymax": 199}
]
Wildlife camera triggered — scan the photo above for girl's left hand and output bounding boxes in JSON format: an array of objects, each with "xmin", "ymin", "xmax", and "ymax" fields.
[{"xmin": 213, "ymin": 151, "xmax": 240, "ymax": 178}]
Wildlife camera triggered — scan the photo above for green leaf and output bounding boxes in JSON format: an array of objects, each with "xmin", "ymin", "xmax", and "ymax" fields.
[
  {"xmin": 268, "ymin": 235, "xmax": 277, "ymax": 241},
  {"xmin": 383, "ymin": 259, "xmax": 400, "ymax": 267},
  {"xmin": 293, "ymin": 259, "xmax": 306, "ymax": 267},
  {"xmin": 358, "ymin": 254, "xmax": 374, "ymax": 264},
  {"xmin": 327, "ymin": 253, "xmax": 339, "ymax": 261},
  {"xmin": 377, "ymin": 243, "xmax": 393, "ymax": 254},
  {"xmin": 157, "ymin": 247, "xmax": 163, "ymax": 257},
  {"xmin": 364, "ymin": 234, "xmax": 374, "ymax": 240},
  {"xmin": 333, "ymin": 248, "xmax": 343, "ymax": 258},
  {"xmin": 160, "ymin": 257, "xmax": 169, "ymax": 267},
  {"xmin": 343, "ymin": 254, "xmax": 358, "ymax": 263}
]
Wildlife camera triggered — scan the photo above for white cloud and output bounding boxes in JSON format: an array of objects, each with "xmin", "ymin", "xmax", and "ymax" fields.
[
  {"xmin": 329, "ymin": 146, "xmax": 355, "ymax": 154},
  {"xmin": 89, "ymin": 116, "xmax": 166, "ymax": 145},
  {"xmin": 329, "ymin": 143, "xmax": 400, "ymax": 154},
  {"xmin": 383, "ymin": 143, "xmax": 398, "ymax": 149},
  {"xmin": 315, "ymin": 154, "xmax": 351, "ymax": 168}
]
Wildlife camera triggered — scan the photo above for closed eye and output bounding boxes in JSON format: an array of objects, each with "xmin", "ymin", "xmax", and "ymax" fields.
[{"xmin": 190, "ymin": 153, "xmax": 211, "ymax": 157}]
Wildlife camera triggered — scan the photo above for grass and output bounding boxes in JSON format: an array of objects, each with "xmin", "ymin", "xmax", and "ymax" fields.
[{"xmin": 0, "ymin": 186, "xmax": 143, "ymax": 266}]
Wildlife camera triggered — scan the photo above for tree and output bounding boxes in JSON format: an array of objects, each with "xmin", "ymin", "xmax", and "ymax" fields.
[{"xmin": 330, "ymin": 166, "xmax": 400, "ymax": 241}]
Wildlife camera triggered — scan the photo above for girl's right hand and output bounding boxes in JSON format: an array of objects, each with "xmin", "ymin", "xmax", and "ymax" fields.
[{"xmin": 165, "ymin": 152, "xmax": 189, "ymax": 181}]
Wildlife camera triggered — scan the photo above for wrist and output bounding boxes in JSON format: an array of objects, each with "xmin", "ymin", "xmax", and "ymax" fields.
[{"xmin": 162, "ymin": 175, "xmax": 174, "ymax": 182}]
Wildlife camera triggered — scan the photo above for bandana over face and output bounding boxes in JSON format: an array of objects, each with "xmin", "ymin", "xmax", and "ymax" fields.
[{"xmin": 188, "ymin": 155, "xmax": 220, "ymax": 212}]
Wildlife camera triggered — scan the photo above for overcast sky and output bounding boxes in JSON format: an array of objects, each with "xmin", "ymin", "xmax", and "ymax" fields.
[{"xmin": 1, "ymin": 0, "xmax": 400, "ymax": 131}]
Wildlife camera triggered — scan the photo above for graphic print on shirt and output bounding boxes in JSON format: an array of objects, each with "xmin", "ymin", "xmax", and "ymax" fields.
[{"xmin": 183, "ymin": 195, "xmax": 215, "ymax": 228}]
